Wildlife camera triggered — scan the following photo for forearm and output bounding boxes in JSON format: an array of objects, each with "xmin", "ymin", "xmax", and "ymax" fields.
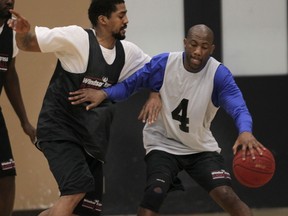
[
  {"xmin": 103, "ymin": 82, "xmax": 133, "ymax": 101},
  {"xmin": 16, "ymin": 32, "xmax": 41, "ymax": 52},
  {"xmin": 221, "ymin": 95, "xmax": 253, "ymax": 134},
  {"xmin": 235, "ymin": 111, "xmax": 253, "ymax": 134},
  {"xmin": 8, "ymin": 9, "xmax": 41, "ymax": 52},
  {"xmin": 104, "ymin": 62, "xmax": 164, "ymax": 101},
  {"xmin": 215, "ymin": 66, "xmax": 253, "ymax": 134},
  {"xmin": 4, "ymin": 74, "xmax": 29, "ymax": 125}
]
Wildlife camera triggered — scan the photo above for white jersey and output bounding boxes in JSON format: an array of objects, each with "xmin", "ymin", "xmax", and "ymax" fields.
[{"xmin": 143, "ymin": 52, "xmax": 221, "ymax": 155}]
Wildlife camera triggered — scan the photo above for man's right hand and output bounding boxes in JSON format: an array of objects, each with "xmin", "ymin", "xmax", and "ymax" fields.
[{"xmin": 69, "ymin": 88, "xmax": 108, "ymax": 111}]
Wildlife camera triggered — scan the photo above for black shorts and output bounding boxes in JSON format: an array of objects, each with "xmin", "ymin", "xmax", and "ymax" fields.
[
  {"xmin": 145, "ymin": 150, "xmax": 232, "ymax": 193},
  {"xmin": 0, "ymin": 110, "xmax": 16, "ymax": 178},
  {"xmin": 40, "ymin": 140, "xmax": 103, "ymax": 215}
]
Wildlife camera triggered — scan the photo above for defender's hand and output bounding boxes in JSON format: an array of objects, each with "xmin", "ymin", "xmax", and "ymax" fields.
[{"xmin": 69, "ymin": 88, "xmax": 107, "ymax": 110}]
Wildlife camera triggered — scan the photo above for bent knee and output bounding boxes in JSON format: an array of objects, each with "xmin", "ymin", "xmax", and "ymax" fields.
[{"xmin": 140, "ymin": 185, "xmax": 168, "ymax": 213}]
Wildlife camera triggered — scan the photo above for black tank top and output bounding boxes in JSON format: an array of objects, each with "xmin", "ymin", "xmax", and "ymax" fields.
[
  {"xmin": 0, "ymin": 22, "xmax": 13, "ymax": 95},
  {"xmin": 37, "ymin": 29, "xmax": 125, "ymax": 161}
]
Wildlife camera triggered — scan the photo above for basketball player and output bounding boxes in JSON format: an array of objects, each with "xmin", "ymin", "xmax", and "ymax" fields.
[
  {"xmin": 68, "ymin": 24, "xmax": 266, "ymax": 216},
  {"xmin": 0, "ymin": 0, "xmax": 36, "ymax": 215},
  {"xmin": 7, "ymin": 0, "xmax": 161, "ymax": 215}
]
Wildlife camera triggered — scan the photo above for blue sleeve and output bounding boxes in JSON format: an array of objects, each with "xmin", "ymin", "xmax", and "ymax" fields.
[
  {"xmin": 212, "ymin": 64, "xmax": 253, "ymax": 134},
  {"xmin": 103, "ymin": 53, "xmax": 168, "ymax": 101}
]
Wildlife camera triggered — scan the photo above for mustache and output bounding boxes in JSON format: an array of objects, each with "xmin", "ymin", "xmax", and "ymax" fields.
[
  {"xmin": 121, "ymin": 25, "xmax": 127, "ymax": 30},
  {"xmin": 6, "ymin": 2, "xmax": 14, "ymax": 9}
]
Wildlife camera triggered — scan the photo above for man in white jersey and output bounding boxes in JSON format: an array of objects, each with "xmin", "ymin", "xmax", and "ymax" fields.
[
  {"xmin": 68, "ymin": 24, "xmax": 266, "ymax": 216},
  {"xmin": 0, "ymin": 1, "xmax": 36, "ymax": 215},
  {"xmin": 7, "ymin": 0, "xmax": 161, "ymax": 215}
]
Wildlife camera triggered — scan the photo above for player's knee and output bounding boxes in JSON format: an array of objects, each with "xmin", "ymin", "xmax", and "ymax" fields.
[{"xmin": 140, "ymin": 184, "xmax": 168, "ymax": 213}]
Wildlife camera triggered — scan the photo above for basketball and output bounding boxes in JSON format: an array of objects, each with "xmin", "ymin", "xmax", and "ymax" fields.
[{"xmin": 232, "ymin": 148, "xmax": 275, "ymax": 188}]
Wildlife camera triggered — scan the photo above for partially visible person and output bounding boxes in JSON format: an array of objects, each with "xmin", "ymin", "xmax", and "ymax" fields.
[
  {"xmin": 7, "ymin": 0, "xmax": 161, "ymax": 215},
  {"xmin": 68, "ymin": 24, "xmax": 266, "ymax": 216},
  {"xmin": 0, "ymin": 0, "xmax": 36, "ymax": 216}
]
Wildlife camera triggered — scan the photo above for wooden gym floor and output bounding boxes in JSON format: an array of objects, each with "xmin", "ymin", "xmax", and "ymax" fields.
[{"xmin": 13, "ymin": 207, "xmax": 288, "ymax": 216}]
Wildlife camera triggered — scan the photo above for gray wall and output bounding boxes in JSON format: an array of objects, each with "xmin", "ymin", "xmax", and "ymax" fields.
[{"xmin": 222, "ymin": 0, "xmax": 287, "ymax": 76}]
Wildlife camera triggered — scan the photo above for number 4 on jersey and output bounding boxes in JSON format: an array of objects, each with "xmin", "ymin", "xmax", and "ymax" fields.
[{"xmin": 171, "ymin": 99, "xmax": 189, "ymax": 132}]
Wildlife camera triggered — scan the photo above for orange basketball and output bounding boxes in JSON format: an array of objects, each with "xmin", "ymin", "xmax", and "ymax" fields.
[{"xmin": 232, "ymin": 148, "xmax": 275, "ymax": 188}]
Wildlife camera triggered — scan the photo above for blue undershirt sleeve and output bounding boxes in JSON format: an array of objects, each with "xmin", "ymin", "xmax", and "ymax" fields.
[
  {"xmin": 212, "ymin": 64, "xmax": 253, "ymax": 134},
  {"xmin": 103, "ymin": 53, "xmax": 168, "ymax": 102}
]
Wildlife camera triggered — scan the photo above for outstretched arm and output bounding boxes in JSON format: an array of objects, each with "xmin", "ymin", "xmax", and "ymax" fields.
[
  {"xmin": 69, "ymin": 88, "xmax": 162, "ymax": 124},
  {"xmin": 7, "ymin": 9, "xmax": 41, "ymax": 52},
  {"xmin": 214, "ymin": 65, "xmax": 265, "ymax": 160},
  {"xmin": 68, "ymin": 66, "xmax": 152, "ymax": 110},
  {"xmin": 69, "ymin": 53, "xmax": 168, "ymax": 123}
]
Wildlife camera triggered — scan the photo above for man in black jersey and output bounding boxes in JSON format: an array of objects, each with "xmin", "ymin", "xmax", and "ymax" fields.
[
  {"xmin": 8, "ymin": 0, "xmax": 161, "ymax": 215},
  {"xmin": 0, "ymin": 0, "xmax": 36, "ymax": 215}
]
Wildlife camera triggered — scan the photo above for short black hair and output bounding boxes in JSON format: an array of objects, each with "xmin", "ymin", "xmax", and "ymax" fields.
[{"xmin": 88, "ymin": 0, "xmax": 125, "ymax": 27}]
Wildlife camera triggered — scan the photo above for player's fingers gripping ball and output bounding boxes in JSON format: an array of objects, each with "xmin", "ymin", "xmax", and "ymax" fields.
[{"xmin": 233, "ymin": 148, "xmax": 275, "ymax": 188}]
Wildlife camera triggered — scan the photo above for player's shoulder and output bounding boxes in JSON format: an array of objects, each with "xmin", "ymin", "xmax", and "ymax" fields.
[
  {"xmin": 153, "ymin": 51, "xmax": 181, "ymax": 65},
  {"xmin": 152, "ymin": 52, "xmax": 170, "ymax": 61},
  {"xmin": 215, "ymin": 62, "xmax": 233, "ymax": 77},
  {"xmin": 120, "ymin": 40, "xmax": 150, "ymax": 61},
  {"xmin": 120, "ymin": 40, "xmax": 142, "ymax": 52},
  {"xmin": 36, "ymin": 25, "xmax": 87, "ymax": 35},
  {"xmin": 214, "ymin": 60, "xmax": 235, "ymax": 86},
  {"xmin": 58, "ymin": 25, "xmax": 88, "ymax": 36}
]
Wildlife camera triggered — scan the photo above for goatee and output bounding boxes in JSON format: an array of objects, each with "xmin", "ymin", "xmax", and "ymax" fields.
[{"xmin": 113, "ymin": 33, "xmax": 126, "ymax": 40}]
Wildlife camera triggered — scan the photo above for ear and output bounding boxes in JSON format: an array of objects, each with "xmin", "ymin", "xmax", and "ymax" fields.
[
  {"xmin": 183, "ymin": 38, "xmax": 187, "ymax": 48},
  {"xmin": 98, "ymin": 15, "xmax": 108, "ymax": 25},
  {"xmin": 210, "ymin": 44, "xmax": 215, "ymax": 55}
]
